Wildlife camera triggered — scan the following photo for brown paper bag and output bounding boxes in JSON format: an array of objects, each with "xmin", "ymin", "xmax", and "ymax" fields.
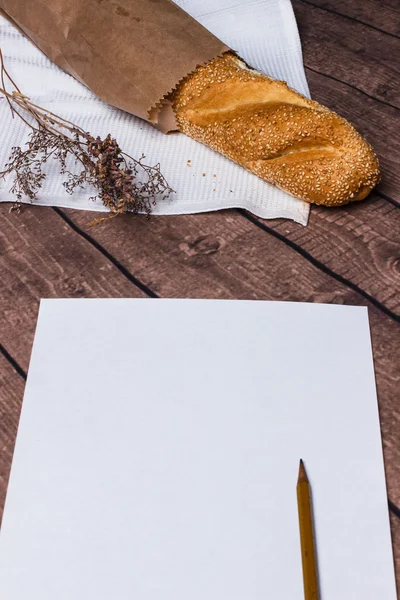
[{"xmin": 0, "ymin": 0, "xmax": 230, "ymax": 132}]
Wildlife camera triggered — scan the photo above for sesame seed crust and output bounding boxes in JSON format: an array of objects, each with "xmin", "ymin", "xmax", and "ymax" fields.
[{"xmin": 170, "ymin": 52, "xmax": 380, "ymax": 207}]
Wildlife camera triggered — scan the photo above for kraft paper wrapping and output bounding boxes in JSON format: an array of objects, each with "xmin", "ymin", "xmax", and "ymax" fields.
[{"xmin": 0, "ymin": 0, "xmax": 230, "ymax": 132}]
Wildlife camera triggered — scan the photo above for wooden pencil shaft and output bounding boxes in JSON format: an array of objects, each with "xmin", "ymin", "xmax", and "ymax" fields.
[{"xmin": 297, "ymin": 464, "xmax": 319, "ymax": 600}]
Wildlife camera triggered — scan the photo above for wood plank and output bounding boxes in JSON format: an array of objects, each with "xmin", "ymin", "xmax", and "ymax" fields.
[
  {"xmin": 304, "ymin": 69, "xmax": 400, "ymax": 200},
  {"xmin": 270, "ymin": 195, "xmax": 400, "ymax": 314},
  {"xmin": 390, "ymin": 512, "xmax": 400, "ymax": 592},
  {"xmin": 0, "ymin": 206, "xmax": 147, "ymax": 371},
  {"xmin": 58, "ymin": 207, "xmax": 400, "ymax": 507},
  {"xmin": 0, "ymin": 355, "xmax": 24, "ymax": 524},
  {"xmin": 1, "ymin": 202, "xmax": 399, "ymax": 585},
  {"xmin": 293, "ymin": 0, "xmax": 400, "ymax": 107},
  {"xmin": 304, "ymin": 0, "xmax": 400, "ymax": 37}
]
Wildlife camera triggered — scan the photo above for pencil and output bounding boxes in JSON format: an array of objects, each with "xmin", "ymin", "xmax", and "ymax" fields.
[{"xmin": 297, "ymin": 459, "xmax": 319, "ymax": 600}]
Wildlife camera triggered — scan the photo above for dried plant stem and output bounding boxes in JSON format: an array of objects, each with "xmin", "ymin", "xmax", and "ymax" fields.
[{"xmin": 0, "ymin": 49, "xmax": 173, "ymax": 219}]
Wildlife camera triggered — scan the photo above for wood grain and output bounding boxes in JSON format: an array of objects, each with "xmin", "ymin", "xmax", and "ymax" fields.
[
  {"xmin": 0, "ymin": 355, "xmax": 24, "ymax": 523},
  {"xmin": 304, "ymin": 69, "xmax": 400, "ymax": 200},
  {"xmin": 269, "ymin": 195, "xmax": 400, "ymax": 314},
  {"xmin": 0, "ymin": 0, "xmax": 399, "ymax": 587},
  {"xmin": 303, "ymin": 0, "xmax": 400, "ymax": 37},
  {"xmin": 0, "ymin": 207, "xmax": 147, "ymax": 371},
  {"xmin": 292, "ymin": 0, "xmax": 400, "ymax": 107},
  {"xmin": 390, "ymin": 512, "xmax": 400, "ymax": 593},
  {"xmin": 54, "ymin": 207, "xmax": 400, "ymax": 507}
]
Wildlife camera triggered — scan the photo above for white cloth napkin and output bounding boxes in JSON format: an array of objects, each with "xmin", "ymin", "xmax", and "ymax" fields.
[{"xmin": 0, "ymin": 0, "xmax": 310, "ymax": 224}]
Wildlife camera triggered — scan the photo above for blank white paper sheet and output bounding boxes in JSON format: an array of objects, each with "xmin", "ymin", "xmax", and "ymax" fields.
[{"xmin": 0, "ymin": 299, "xmax": 396, "ymax": 599}]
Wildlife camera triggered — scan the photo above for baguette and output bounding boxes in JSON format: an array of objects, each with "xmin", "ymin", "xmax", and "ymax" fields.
[{"xmin": 171, "ymin": 52, "xmax": 380, "ymax": 207}]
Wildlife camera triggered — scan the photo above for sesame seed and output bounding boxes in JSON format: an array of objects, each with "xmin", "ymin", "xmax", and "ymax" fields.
[{"xmin": 170, "ymin": 52, "xmax": 380, "ymax": 207}]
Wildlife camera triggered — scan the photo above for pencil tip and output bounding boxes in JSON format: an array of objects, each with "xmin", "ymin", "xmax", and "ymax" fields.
[{"xmin": 298, "ymin": 459, "xmax": 308, "ymax": 483}]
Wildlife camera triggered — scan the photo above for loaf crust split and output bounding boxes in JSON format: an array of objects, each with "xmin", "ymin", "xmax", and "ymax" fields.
[{"xmin": 171, "ymin": 53, "xmax": 380, "ymax": 207}]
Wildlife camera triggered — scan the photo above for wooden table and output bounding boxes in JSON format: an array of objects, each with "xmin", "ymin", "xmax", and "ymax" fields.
[{"xmin": 1, "ymin": 0, "xmax": 399, "ymax": 589}]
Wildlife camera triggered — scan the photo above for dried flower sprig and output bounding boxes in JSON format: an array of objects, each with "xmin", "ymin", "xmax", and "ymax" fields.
[{"xmin": 0, "ymin": 49, "xmax": 173, "ymax": 220}]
